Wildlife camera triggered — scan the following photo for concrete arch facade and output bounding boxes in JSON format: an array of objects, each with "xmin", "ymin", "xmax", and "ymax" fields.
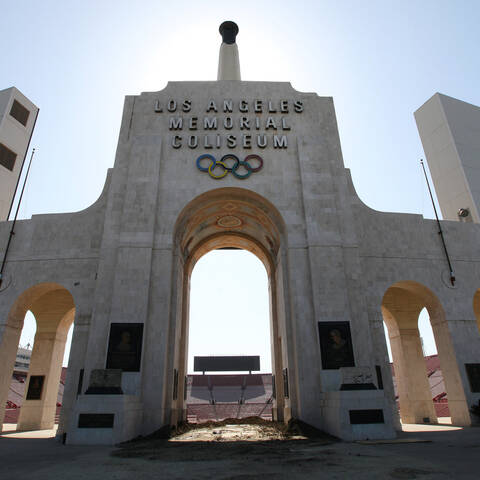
[{"xmin": 0, "ymin": 79, "xmax": 479, "ymax": 443}]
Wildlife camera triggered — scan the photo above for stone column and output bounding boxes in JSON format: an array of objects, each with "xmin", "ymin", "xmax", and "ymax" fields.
[
  {"xmin": 430, "ymin": 308, "xmax": 475, "ymax": 426},
  {"xmin": 388, "ymin": 325, "xmax": 437, "ymax": 424},
  {"xmin": 367, "ymin": 303, "xmax": 401, "ymax": 430},
  {"xmin": 17, "ymin": 326, "xmax": 68, "ymax": 430},
  {"xmin": 0, "ymin": 323, "xmax": 22, "ymax": 431},
  {"xmin": 56, "ymin": 313, "xmax": 91, "ymax": 439},
  {"xmin": 269, "ymin": 265, "xmax": 285, "ymax": 421}
]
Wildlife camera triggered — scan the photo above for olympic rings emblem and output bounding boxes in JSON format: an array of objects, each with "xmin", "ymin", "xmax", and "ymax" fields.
[{"xmin": 196, "ymin": 154, "xmax": 263, "ymax": 180}]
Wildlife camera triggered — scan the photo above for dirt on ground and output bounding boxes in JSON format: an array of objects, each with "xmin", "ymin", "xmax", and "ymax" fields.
[
  {"xmin": 112, "ymin": 417, "xmax": 334, "ymax": 459},
  {"xmin": 107, "ymin": 418, "xmax": 448, "ymax": 479}
]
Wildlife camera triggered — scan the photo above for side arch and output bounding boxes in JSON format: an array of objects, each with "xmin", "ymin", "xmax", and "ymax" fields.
[
  {"xmin": 0, "ymin": 282, "xmax": 75, "ymax": 431},
  {"xmin": 382, "ymin": 280, "xmax": 470, "ymax": 426}
]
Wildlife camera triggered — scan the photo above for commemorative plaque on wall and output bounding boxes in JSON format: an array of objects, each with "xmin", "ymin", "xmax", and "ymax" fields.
[
  {"xmin": 283, "ymin": 368, "xmax": 289, "ymax": 398},
  {"xmin": 106, "ymin": 323, "xmax": 144, "ymax": 372},
  {"xmin": 318, "ymin": 321, "xmax": 355, "ymax": 370},
  {"xmin": 78, "ymin": 413, "xmax": 115, "ymax": 428},
  {"xmin": 465, "ymin": 363, "xmax": 480, "ymax": 392},
  {"xmin": 349, "ymin": 409, "xmax": 384, "ymax": 424},
  {"xmin": 26, "ymin": 375, "xmax": 45, "ymax": 400}
]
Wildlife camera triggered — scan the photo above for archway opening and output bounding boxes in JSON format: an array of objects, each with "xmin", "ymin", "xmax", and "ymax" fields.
[
  {"xmin": 170, "ymin": 188, "xmax": 290, "ymax": 426},
  {"xmin": 1, "ymin": 283, "xmax": 75, "ymax": 433},
  {"xmin": 186, "ymin": 249, "xmax": 272, "ymax": 423},
  {"xmin": 381, "ymin": 281, "xmax": 470, "ymax": 427},
  {"xmin": 383, "ymin": 308, "xmax": 449, "ymax": 425}
]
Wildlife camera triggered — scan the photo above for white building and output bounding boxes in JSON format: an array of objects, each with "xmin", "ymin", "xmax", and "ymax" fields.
[
  {"xmin": 415, "ymin": 93, "xmax": 480, "ymax": 223},
  {"xmin": 14, "ymin": 347, "xmax": 31, "ymax": 373},
  {"xmin": 0, "ymin": 87, "xmax": 38, "ymax": 221}
]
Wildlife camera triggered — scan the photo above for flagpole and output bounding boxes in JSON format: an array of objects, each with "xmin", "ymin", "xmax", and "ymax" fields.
[{"xmin": 420, "ymin": 158, "xmax": 455, "ymax": 286}]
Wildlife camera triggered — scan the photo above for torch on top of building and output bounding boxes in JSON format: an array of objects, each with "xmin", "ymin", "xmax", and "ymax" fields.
[{"xmin": 217, "ymin": 21, "xmax": 241, "ymax": 81}]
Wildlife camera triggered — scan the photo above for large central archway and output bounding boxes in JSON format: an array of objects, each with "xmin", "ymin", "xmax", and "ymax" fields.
[{"xmin": 168, "ymin": 188, "xmax": 293, "ymax": 425}]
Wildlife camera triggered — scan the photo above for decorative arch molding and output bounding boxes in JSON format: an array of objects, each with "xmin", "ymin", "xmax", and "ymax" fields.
[{"xmin": 174, "ymin": 187, "xmax": 286, "ymax": 266}]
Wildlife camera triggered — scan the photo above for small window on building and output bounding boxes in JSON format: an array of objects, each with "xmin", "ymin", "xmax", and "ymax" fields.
[
  {"xmin": 0, "ymin": 143, "xmax": 17, "ymax": 171},
  {"xmin": 9, "ymin": 99, "xmax": 30, "ymax": 127}
]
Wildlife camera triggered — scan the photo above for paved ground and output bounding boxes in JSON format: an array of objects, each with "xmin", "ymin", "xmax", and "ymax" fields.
[{"xmin": 0, "ymin": 421, "xmax": 478, "ymax": 479}]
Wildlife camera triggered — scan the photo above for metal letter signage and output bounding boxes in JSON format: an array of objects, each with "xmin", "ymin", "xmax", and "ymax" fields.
[{"xmin": 154, "ymin": 98, "xmax": 303, "ymax": 150}]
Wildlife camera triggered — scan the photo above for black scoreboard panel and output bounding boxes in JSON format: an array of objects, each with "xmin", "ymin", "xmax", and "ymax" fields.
[{"xmin": 194, "ymin": 356, "xmax": 260, "ymax": 372}]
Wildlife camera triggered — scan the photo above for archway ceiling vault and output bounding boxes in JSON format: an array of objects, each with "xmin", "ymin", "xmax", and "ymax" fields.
[{"xmin": 178, "ymin": 199, "xmax": 282, "ymax": 269}]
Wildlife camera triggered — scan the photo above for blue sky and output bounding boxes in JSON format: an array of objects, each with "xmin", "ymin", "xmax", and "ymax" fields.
[{"xmin": 5, "ymin": 1, "xmax": 479, "ymax": 366}]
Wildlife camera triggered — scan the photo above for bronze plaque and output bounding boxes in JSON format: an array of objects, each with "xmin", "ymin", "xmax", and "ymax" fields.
[
  {"xmin": 78, "ymin": 413, "xmax": 114, "ymax": 428},
  {"xmin": 318, "ymin": 322, "xmax": 355, "ymax": 370},
  {"xmin": 349, "ymin": 409, "xmax": 384, "ymax": 424},
  {"xmin": 26, "ymin": 375, "xmax": 44, "ymax": 400},
  {"xmin": 77, "ymin": 369, "xmax": 84, "ymax": 395},
  {"xmin": 106, "ymin": 323, "xmax": 144, "ymax": 372},
  {"xmin": 375, "ymin": 365, "xmax": 384, "ymax": 390},
  {"xmin": 173, "ymin": 369, "xmax": 179, "ymax": 400},
  {"xmin": 465, "ymin": 364, "xmax": 480, "ymax": 392},
  {"xmin": 283, "ymin": 368, "xmax": 289, "ymax": 398},
  {"xmin": 85, "ymin": 369, "xmax": 123, "ymax": 395}
]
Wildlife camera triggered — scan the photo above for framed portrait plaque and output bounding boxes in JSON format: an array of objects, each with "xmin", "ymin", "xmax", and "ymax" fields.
[
  {"xmin": 26, "ymin": 375, "xmax": 45, "ymax": 400},
  {"xmin": 106, "ymin": 323, "xmax": 144, "ymax": 372},
  {"xmin": 318, "ymin": 321, "xmax": 355, "ymax": 370},
  {"xmin": 465, "ymin": 363, "xmax": 480, "ymax": 392}
]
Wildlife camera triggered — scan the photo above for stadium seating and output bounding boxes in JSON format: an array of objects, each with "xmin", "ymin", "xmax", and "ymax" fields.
[{"xmin": 186, "ymin": 373, "xmax": 273, "ymax": 422}]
